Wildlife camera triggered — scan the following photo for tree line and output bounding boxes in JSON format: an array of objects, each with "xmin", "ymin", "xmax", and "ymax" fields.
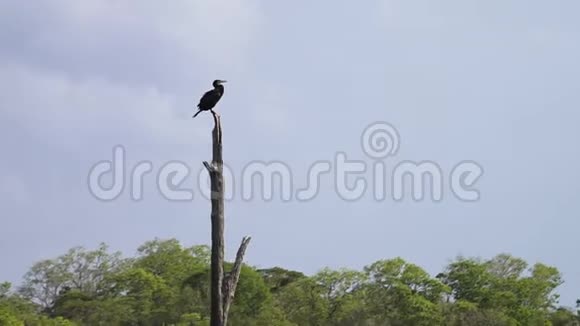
[{"xmin": 1, "ymin": 239, "xmax": 578, "ymax": 325}]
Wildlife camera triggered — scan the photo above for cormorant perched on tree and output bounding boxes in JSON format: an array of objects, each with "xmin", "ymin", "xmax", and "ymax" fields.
[{"xmin": 193, "ymin": 80, "xmax": 227, "ymax": 118}]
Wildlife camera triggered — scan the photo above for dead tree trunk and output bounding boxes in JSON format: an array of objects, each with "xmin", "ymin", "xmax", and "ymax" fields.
[{"xmin": 203, "ymin": 112, "xmax": 251, "ymax": 326}]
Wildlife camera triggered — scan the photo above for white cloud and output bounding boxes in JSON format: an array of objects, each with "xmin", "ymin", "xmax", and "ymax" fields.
[
  {"xmin": 0, "ymin": 0, "xmax": 267, "ymax": 145},
  {"xmin": 0, "ymin": 63, "xmax": 205, "ymax": 145},
  {"xmin": 59, "ymin": 0, "xmax": 263, "ymax": 64},
  {"xmin": 0, "ymin": 0, "xmax": 264, "ymax": 86}
]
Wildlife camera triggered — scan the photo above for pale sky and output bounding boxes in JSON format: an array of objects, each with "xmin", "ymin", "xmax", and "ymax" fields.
[{"xmin": 0, "ymin": 0, "xmax": 579, "ymax": 306}]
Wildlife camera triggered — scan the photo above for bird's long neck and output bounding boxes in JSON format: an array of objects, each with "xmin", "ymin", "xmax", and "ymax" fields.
[{"xmin": 215, "ymin": 84, "xmax": 224, "ymax": 95}]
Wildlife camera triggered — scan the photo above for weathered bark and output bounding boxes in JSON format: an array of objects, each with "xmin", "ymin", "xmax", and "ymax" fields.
[
  {"xmin": 222, "ymin": 236, "xmax": 251, "ymax": 325},
  {"xmin": 203, "ymin": 111, "xmax": 251, "ymax": 326}
]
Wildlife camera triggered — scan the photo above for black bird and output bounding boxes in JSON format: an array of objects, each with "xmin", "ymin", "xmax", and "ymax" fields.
[{"xmin": 193, "ymin": 80, "xmax": 227, "ymax": 118}]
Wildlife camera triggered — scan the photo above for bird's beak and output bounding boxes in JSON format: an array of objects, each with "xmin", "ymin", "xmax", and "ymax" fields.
[{"xmin": 220, "ymin": 80, "xmax": 227, "ymax": 83}]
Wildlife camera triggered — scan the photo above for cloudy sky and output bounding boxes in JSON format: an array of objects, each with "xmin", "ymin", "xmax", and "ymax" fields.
[{"xmin": 1, "ymin": 0, "xmax": 579, "ymax": 306}]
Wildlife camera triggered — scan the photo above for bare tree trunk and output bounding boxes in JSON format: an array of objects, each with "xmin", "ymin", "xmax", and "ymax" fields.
[
  {"xmin": 222, "ymin": 236, "xmax": 251, "ymax": 325},
  {"xmin": 203, "ymin": 112, "xmax": 251, "ymax": 326}
]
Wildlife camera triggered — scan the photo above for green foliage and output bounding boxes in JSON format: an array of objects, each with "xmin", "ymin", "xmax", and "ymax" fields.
[
  {"xmin": 550, "ymin": 308, "xmax": 580, "ymax": 326},
  {"xmin": 0, "ymin": 286, "xmax": 76, "ymax": 326},
  {"xmin": 439, "ymin": 254, "xmax": 566, "ymax": 325},
  {"xmin": 258, "ymin": 267, "xmax": 305, "ymax": 293},
  {"xmin": 135, "ymin": 238, "xmax": 209, "ymax": 287},
  {"xmin": 19, "ymin": 243, "xmax": 125, "ymax": 309},
  {"xmin": 0, "ymin": 308, "xmax": 23, "ymax": 326},
  {"xmin": 0, "ymin": 283, "xmax": 11, "ymax": 299},
  {"xmin": 362, "ymin": 257, "xmax": 449, "ymax": 325},
  {"xmin": 3, "ymin": 241, "xmax": 576, "ymax": 326},
  {"xmin": 229, "ymin": 265, "xmax": 271, "ymax": 318}
]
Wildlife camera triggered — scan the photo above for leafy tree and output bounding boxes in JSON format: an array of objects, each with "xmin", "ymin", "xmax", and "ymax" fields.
[
  {"xmin": 439, "ymin": 254, "xmax": 563, "ymax": 325},
  {"xmin": 443, "ymin": 300, "xmax": 518, "ymax": 326},
  {"xmin": 133, "ymin": 239, "xmax": 212, "ymax": 323},
  {"xmin": 3, "ymin": 241, "xmax": 574, "ymax": 326},
  {"xmin": 0, "ymin": 282, "xmax": 76, "ymax": 326},
  {"xmin": 135, "ymin": 239, "xmax": 209, "ymax": 287},
  {"xmin": 52, "ymin": 290, "xmax": 130, "ymax": 325},
  {"xmin": 182, "ymin": 264, "xmax": 284, "ymax": 325},
  {"xmin": 19, "ymin": 243, "xmax": 124, "ymax": 309},
  {"xmin": 274, "ymin": 277, "xmax": 327, "ymax": 326},
  {"xmin": 258, "ymin": 267, "xmax": 305, "ymax": 293},
  {"xmin": 0, "ymin": 308, "xmax": 23, "ymax": 326},
  {"xmin": 110, "ymin": 267, "xmax": 174, "ymax": 324},
  {"xmin": 363, "ymin": 257, "xmax": 449, "ymax": 325},
  {"xmin": 311, "ymin": 268, "xmax": 366, "ymax": 325},
  {"xmin": 0, "ymin": 283, "xmax": 10, "ymax": 299},
  {"xmin": 550, "ymin": 307, "xmax": 580, "ymax": 326}
]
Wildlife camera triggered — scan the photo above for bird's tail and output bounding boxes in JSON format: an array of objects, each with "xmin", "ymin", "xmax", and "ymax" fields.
[{"xmin": 193, "ymin": 109, "xmax": 202, "ymax": 118}]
